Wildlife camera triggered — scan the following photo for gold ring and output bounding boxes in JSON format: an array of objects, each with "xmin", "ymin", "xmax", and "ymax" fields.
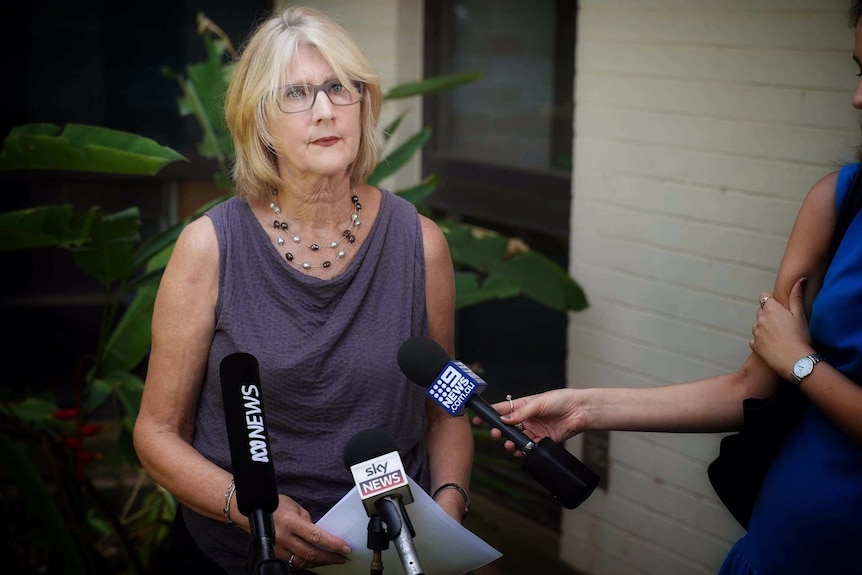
[
  {"xmin": 506, "ymin": 394, "xmax": 514, "ymax": 415},
  {"xmin": 759, "ymin": 296, "xmax": 769, "ymax": 309}
]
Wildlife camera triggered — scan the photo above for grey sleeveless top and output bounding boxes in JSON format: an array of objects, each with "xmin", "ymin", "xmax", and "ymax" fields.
[{"xmin": 183, "ymin": 189, "xmax": 430, "ymax": 572}]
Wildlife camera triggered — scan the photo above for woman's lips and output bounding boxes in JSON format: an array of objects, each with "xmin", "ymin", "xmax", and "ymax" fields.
[{"xmin": 312, "ymin": 136, "xmax": 340, "ymax": 146}]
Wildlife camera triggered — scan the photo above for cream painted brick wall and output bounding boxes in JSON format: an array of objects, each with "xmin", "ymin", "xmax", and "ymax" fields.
[
  {"xmin": 277, "ymin": 1, "xmax": 424, "ymax": 191},
  {"xmin": 566, "ymin": 1, "xmax": 857, "ymax": 574}
]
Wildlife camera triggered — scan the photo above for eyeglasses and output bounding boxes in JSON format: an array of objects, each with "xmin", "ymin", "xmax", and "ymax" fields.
[{"xmin": 275, "ymin": 80, "xmax": 364, "ymax": 114}]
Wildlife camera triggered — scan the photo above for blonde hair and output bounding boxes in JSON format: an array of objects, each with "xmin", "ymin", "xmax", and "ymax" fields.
[{"xmin": 224, "ymin": 6, "xmax": 383, "ymax": 201}]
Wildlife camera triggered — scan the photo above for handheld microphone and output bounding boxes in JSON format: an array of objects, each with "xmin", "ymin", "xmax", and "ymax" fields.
[
  {"xmin": 397, "ymin": 337, "xmax": 600, "ymax": 510},
  {"xmin": 344, "ymin": 428, "xmax": 424, "ymax": 575},
  {"xmin": 221, "ymin": 352, "xmax": 291, "ymax": 575}
]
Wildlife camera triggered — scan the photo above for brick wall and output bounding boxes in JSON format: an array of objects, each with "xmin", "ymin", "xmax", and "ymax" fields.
[{"xmin": 565, "ymin": 1, "xmax": 857, "ymax": 573}]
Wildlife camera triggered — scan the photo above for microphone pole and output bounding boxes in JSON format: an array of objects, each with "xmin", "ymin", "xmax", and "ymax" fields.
[
  {"xmin": 366, "ymin": 515, "xmax": 387, "ymax": 575},
  {"xmin": 375, "ymin": 496, "xmax": 423, "ymax": 575}
]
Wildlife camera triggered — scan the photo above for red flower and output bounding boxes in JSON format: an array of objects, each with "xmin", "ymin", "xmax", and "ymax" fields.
[
  {"xmin": 51, "ymin": 408, "xmax": 80, "ymax": 421},
  {"xmin": 76, "ymin": 424, "xmax": 103, "ymax": 437}
]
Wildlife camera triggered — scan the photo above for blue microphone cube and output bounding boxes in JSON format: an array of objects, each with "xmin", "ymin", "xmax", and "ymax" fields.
[{"xmin": 427, "ymin": 361, "xmax": 487, "ymax": 416}]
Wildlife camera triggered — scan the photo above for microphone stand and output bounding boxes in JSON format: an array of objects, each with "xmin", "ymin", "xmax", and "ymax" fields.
[
  {"xmin": 249, "ymin": 510, "xmax": 292, "ymax": 575},
  {"xmin": 366, "ymin": 514, "xmax": 388, "ymax": 575},
  {"xmin": 375, "ymin": 496, "xmax": 424, "ymax": 575}
]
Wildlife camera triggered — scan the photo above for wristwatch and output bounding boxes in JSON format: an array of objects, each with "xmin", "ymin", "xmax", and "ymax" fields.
[{"xmin": 791, "ymin": 353, "xmax": 822, "ymax": 385}]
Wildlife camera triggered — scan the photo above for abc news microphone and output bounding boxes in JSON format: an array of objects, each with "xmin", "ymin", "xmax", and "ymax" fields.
[
  {"xmin": 221, "ymin": 352, "xmax": 292, "ymax": 575},
  {"xmin": 397, "ymin": 337, "xmax": 599, "ymax": 510},
  {"xmin": 343, "ymin": 428, "xmax": 424, "ymax": 575}
]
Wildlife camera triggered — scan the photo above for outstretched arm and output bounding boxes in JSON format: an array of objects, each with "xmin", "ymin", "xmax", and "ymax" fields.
[{"xmin": 476, "ymin": 170, "xmax": 845, "ymax": 448}]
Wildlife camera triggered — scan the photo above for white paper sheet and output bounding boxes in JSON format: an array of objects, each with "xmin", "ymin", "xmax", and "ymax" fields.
[{"xmin": 313, "ymin": 478, "xmax": 501, "ymax": 575}]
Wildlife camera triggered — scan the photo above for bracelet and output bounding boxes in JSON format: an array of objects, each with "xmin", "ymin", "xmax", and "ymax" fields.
[
  {"xmin": 223, "ymin": 478, "xmax": 237, "ymax": 526},
  {"xmin": 432, "ymin": 482, "xmax": 469, "ymax": 518}
]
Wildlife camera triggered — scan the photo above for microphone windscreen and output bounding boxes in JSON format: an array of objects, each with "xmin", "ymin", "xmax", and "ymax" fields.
[
  {"xmin": 343, "ymin": 428, "xmax": 399, "ymax": 470},
  {"xmin": 220, "ymin": 352, "xmax": 279, "ymax": 516},
  {"xmin": 397, "ymin": 336, "xmax": 450, "ymax": 387}
]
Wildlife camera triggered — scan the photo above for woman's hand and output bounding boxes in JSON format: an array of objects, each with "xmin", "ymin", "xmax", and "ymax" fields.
[
  {"xmin": 751, "ymin": 277, "xmax": 815, "ymax": 380},
  {"xmin": 272, "ymin": 494, "xmax": 351, "ymax": 570},
  {"xmin": 472, "ymin": 388, "xmax": 584, "ymax": 454}
]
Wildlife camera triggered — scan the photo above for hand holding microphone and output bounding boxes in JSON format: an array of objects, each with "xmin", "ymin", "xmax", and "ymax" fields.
[
  {"xmin": 397, "ymin": 337, "xmax": 599, "ymax": 510},
  {"xmin": 221, "ymin": 353, "xmax": 350, "ymax": 573},
  {"xmin": 483, "ymin": 388, "xmax": 588, "ymax": 450}
]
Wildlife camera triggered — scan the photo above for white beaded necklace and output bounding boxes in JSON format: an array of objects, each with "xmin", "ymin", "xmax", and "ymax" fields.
[{"xmin": 269, "ymin": 189, "xmax": 361, "ymax": 270}]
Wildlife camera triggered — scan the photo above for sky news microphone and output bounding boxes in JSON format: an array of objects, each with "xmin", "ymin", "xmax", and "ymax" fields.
[
  {"xmin": 397, "ymin": 336, "xmax": 600, "ymax": 510},
  {"xmin": 343, "ymin": 428, "xmax": 424, "ymax": 575},
  {"xmin": 221, "ymin": 352, "xmax": 291, "ymax": 575}
]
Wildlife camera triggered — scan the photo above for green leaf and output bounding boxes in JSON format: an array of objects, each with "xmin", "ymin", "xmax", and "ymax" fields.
[
  {"xmin": 6, "ymin": 398, "xmax": 74, "ymax": 435},
  {"xmin": 381, "ymin": 112, "xmax": 407, "ymax": 145},
  {"xmin": 102, "ymin": 284, "xmax": 157, "ymax": 374},
  {"xmin": 395, "ymin": 174, "xmax": 438, "ymax": 206},
  {"xmin": 368, "ymin": 127, "xmax": 432, "ymax": 185},
  {"xmin": 385, "ymin": 71, "xmax": 481, "ymax": 100},
  {"xmin": 111, "ymin": 372, "xmax": 145, "ymax": 421},
  {"xmin": 444, "ymin": 222, "xmax": 508, "ymax": 273},
  {"xmin": 70, "ymin": 207, "xmax": 141, "ymax": 285},
  {"xmin": 0, "ymin": 123, "xmax": 186, "ymax": 175},
  {"xmin": 493, "ymin": 251, "xmax": 588, "ymax": 312},
  {"xmin": 83, "ymin": 378, "xmax": 114, "ymax": 415},
  {"xmin": 454, "ymin": 272, "xmax": 520, "ymax": 309},
  {"xmin": 0, "ymin": 205, "xmax": 76, "ymax": 252},
  {"xmin": 0, "ymin": 433, "xmax": 87, "ymax": 572}
]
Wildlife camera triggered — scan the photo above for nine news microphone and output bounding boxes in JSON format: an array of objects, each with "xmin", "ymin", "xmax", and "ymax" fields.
[
  {"xmin": 397, "ymin": 336, "xmax": 600, "ymax": 510},
  {"xmin": 343, "ymin": 428, "xmax": 424, "ymax": 575},
  {"xmin": 221, "ymin": 352, "xmax": 291, "ymax": 575}
]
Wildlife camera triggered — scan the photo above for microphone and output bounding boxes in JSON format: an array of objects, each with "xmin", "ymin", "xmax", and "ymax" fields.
[
  {"xmin": 397, "ymin": 336, "xmax": 600, "ymax": 510},
  {"xmin": 221, "ymin": 352, "xmax": 291, "ymax": 575},
  {"xmin": 344, "ymin": 428, "xmax": 424, "ymax": 575}
]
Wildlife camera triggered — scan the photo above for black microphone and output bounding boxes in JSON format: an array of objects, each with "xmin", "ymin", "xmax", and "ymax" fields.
[
  {"xmin": 344, "ymin": 428, "xmax": 424, "ymax": 575},
  {"xmin": 221, "ymin": 352, "xmax": 291, "ymax": 575},
  {"xmin": 397, "ymin": 336, "xmax": 600, "ymax": 510}
]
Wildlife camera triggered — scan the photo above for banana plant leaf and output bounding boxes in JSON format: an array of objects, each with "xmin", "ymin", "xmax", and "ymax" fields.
[
  {"xmin": 0, "ymin": 434, "xmax": 87, "ymax": 573},
  {"xmin": 395, "ymin": 174, "xmax": 439, "ymax": 206},
  {"xmin": 102, "ymin": 243, "xmax": 173, "ymax": 375},
  {"xmin": 385, "ymin": 71, "xmax": 481, "ymax": 100},
  {"xmin": 70, "ymin": 207, "xmax": 141, "ymax": 286},
  {"xmin": 0, "ymin": 205, "xmax": 78, "ymax": 252},
  {"xmin": 454, "ymin": 272, "xmax": 520, "ymax": 309},
  {"xmin": 165, "ymin": 33, "xmax": 233, "ymax": 164},
  {"xmin": 368, "ymin": 127, "xmax": 432, "ymax": 185},
  {"xmin": 490, "ymin": 250, "xmax": 588, "ymax": 312},
  {"xmin": 0, "ymin": 123, "xmax": 186, "ymax": 175},
  {"xmin": 443, "ymin": 219, "xmax": 588, "ymax": 312},
  {"xmin": 381, "ymin": 113, "xmax": 406, "ymax": 145}
]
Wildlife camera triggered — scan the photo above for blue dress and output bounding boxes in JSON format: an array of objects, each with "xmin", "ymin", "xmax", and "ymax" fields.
[{"xmin": 719, "ymin": 163, "xmax": 862, "ymax": 574}]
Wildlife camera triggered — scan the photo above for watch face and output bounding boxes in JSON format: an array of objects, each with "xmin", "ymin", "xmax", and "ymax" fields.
[{"xmin": 793, "ymin": 357, "xmax": 814, "ymax": 378}]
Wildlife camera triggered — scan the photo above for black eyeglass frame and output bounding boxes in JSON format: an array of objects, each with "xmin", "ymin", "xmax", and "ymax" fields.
[{"xmin": 275, "ymin": 80, "xmax": 365, "ymax": 114}]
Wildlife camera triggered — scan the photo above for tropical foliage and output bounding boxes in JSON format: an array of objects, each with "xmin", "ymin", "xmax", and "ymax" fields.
[{"xmin": 0, "ymin": 13, "xmax": 586, "ymax": 573}]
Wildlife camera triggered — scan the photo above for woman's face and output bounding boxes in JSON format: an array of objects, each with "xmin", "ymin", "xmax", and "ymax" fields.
[
  {"xmin": 269, "ymin": 44, "xmax": 363, "ymax": 182},
  {"xmin": 853, "ymin": 20, "xmax": 862, "ymax": 110}
]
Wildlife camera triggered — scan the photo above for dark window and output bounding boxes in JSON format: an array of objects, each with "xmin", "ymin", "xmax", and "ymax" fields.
[
  {"xmin": 423, "ymin": 0, "xmax": 575, "ymax": 237},
  {"xmin": 424, "ymin": 0, "xmax": 578, "ymax": 536}
]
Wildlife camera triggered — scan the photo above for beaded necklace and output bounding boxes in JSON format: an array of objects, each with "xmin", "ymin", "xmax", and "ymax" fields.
[{"xmin": 269, "ymin": 189, "xmax": 361, "ymax": 270}]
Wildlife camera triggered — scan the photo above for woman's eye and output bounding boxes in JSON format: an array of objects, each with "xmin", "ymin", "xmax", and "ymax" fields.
[
  {"xmin": 329, "ymin": 82, "xmax": 345, "ymax": 94},
  {"xmin": 286, "ymin": 86, "xmax": 310, "ymax": 99}
]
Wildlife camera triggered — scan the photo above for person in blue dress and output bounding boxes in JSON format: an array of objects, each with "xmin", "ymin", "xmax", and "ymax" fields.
[{"xmin": 479, "ymin": 3, "xmax": 862, "ymax": 574}]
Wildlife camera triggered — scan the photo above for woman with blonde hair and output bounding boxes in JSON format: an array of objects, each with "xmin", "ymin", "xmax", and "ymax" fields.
[{"xmin": 135, "ymin": 7, "xmax": 472, "ymax": 573}]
